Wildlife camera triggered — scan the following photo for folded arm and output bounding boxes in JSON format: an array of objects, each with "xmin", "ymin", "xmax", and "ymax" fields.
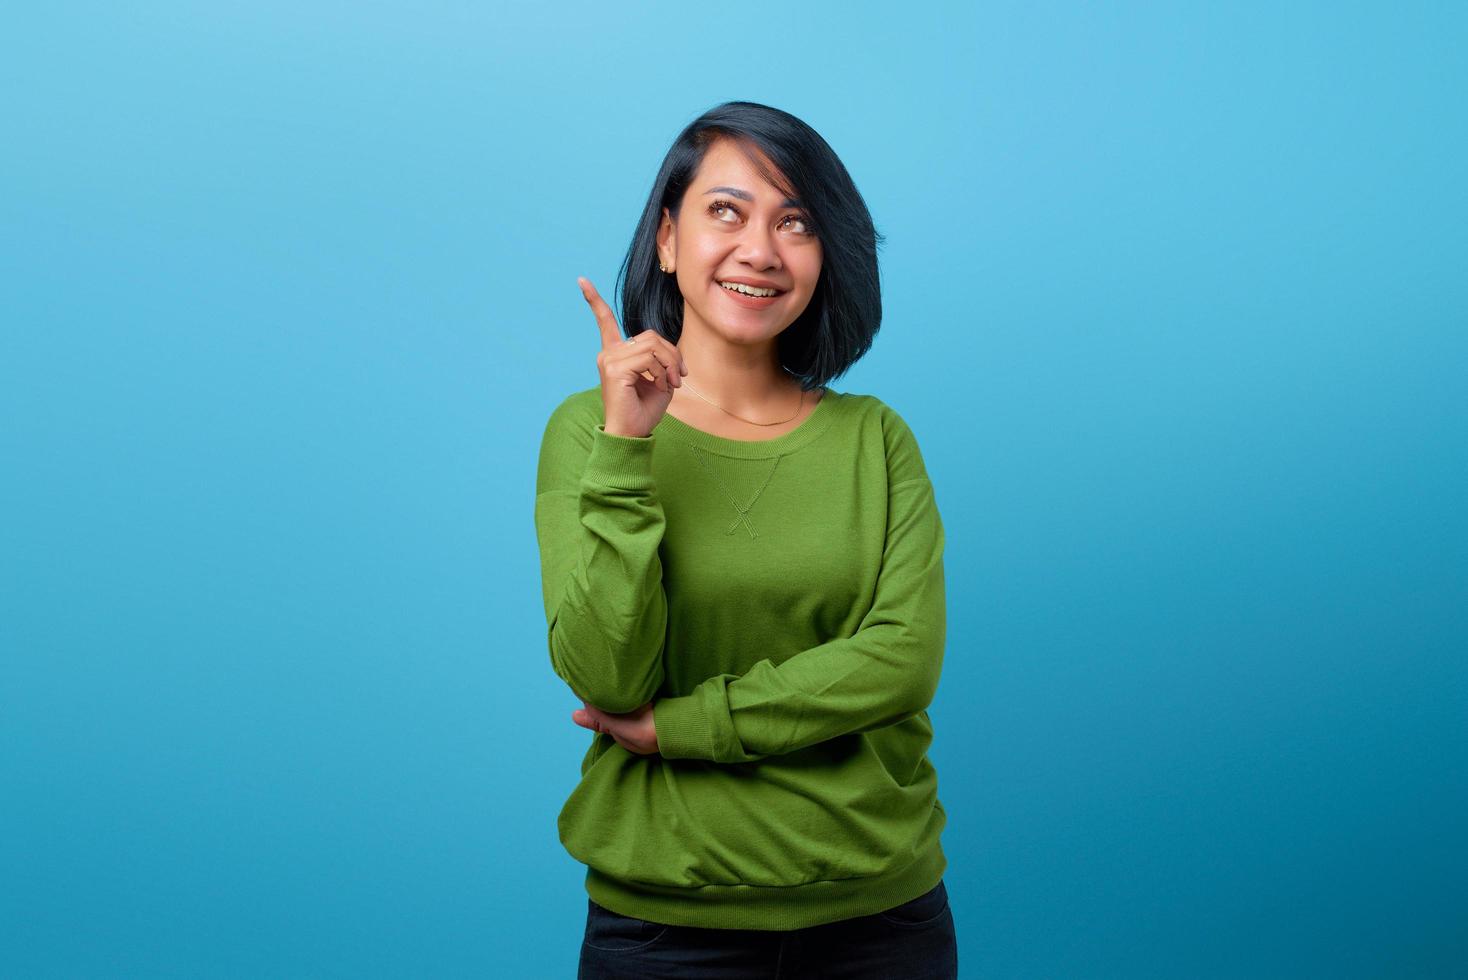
[
  {"xmin": 653, "ymin": 473, "xmax": 946, "ymax": 764},
  {"xmin": 534, "ymin": 398, "xmax": 668, "ymax": 715}
]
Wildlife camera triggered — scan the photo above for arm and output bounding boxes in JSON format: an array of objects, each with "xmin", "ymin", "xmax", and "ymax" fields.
[
  {"xmin": 533, "ymin": 396, "xmax": 668, "ymax": 715},
  {"xmin": 653, "ymin": 410, "xmax": 946, "ymax": 764}
]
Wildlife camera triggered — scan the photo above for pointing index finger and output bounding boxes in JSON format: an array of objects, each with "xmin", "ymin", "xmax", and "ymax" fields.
[{"xmin": 578, "ymin": 277, "xmax": 624, "ymax": 350}]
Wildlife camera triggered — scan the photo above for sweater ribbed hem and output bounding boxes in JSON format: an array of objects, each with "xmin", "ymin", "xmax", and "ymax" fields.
[
  {"xmin": 651, "ymin": 692, "xmax": 714, "ymax": 760},
  {"xmin": 584, "ymin": 836, "xmax": 946, "ymax": 932},
  {"xmin": 584, "ymin": 425, "xmax": 656, "ymax": 490}
]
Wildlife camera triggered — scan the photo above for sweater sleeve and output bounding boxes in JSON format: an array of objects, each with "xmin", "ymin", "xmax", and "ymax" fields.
[
  {"xmin": 533, "ymin": 395, "xmax": 669, "ymax": 715},
  {"xmin": 653, "ymin": 407, "xmax": 946, "ymax": 764}
]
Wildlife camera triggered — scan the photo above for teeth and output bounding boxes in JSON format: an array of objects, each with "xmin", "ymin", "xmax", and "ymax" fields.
[{"xmin": 719, "ymin": 281, "xmax": 779, "ymax": 298}]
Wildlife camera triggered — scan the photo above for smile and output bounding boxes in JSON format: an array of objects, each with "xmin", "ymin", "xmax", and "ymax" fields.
[
  {"xmin": 716, "ymin": 281, "xmax": 783, "ymax": 309},
  {"xmin": 717, "ymin": 280, "xmax": 783, "ymax": 298}
]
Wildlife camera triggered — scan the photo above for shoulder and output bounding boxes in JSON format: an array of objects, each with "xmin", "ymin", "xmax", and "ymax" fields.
[
  {"xmin": 535, "ymin": 386, "xmax": 605, "ymax": 492},
  {"xmin": 838, "ymin": 390, "xmax": 932, "ymax": 486},
  {"xmin": 542, "ymin": 385, "xmax": 604, "ymax": 432},
  {"xmin": 538, "ymin": 385, "xmax": 607, "ymax": 448}
]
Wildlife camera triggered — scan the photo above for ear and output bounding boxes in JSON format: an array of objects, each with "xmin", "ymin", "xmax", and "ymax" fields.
[{"xmin": 656, "ymin": 207, "xmax": 676, "ymax": 264}]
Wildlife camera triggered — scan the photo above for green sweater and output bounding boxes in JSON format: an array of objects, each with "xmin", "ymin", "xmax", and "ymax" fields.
[{"xmin": 533, "ymin": 384, "xmax": 949, "ymax": 931}]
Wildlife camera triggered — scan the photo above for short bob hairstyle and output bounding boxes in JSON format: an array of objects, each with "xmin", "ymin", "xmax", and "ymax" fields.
[{"xmin": 615, "ymin": 101, "xmax": 884, "ymax": 392}]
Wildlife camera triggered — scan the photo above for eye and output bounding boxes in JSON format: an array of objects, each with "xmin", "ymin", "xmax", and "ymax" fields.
[
  {"xmin": 707, "ymin": 199, "xmax": 816, "ymax": 237},
  {"xmin": 707, "ymin": 199, "xmax": 742, "ymax": 223},
  {"xmin": 781, "ymin": 214, "xmax": 815, "ymax": 237}
]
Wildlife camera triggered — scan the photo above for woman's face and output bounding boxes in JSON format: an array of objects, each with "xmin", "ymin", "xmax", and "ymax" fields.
[{"xmin": 657, "ymin": 138, "xmax": 823, "ymax": 347}]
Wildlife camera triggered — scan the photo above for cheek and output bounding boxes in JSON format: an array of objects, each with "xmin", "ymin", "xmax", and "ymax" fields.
[
  {"xmin": 798, "ymin": 240, "xmax": 822, "ymax": 272},
  {"xmin": 687, "ymin": 237, "xmax": 727, "ymax": 264},
  {"xmin": 799, "ymin": 256, "xmax": 823, "ymax": 295}
]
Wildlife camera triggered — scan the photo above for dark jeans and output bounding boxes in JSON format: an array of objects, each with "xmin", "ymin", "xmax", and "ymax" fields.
[{"xmin": 578, "ymin": 879, "xmax": 958, "ymax": 979}]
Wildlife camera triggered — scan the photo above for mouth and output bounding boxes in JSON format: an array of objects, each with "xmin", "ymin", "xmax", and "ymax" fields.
[{"xmin": 716, "ymin": 279, "xmax": 785, "ymax": 309}]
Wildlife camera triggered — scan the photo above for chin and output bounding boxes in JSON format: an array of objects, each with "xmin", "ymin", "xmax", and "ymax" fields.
[{"xmin": 714, "ymin": 315, "xmax": 794, "ymax": 342}]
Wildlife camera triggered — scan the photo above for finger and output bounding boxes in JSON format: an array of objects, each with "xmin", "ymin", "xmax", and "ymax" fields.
[
  {"xmin": 578, "ymin": 277, "xmax": 625, "ymax": 351},
  {"xmin": 637, "ymin": 330, "xmax": 688, "ymax": 377},
  {"xmin": 621, "ymin": 344, "xmax": 680, "ymax": 390},
  {"xmin": 665, "ymin": 337, "xmax": 689, "ymax": 377},
  {"xmin": 609, "ymin": 733, "xmax": 636, "ymax": 753},
  {"xmin": 644, "ymin": 338, "xmax": 685, "ymax": 383},
  {"xmin": 610, "ymin": 347, "xmax": 675, "ymax": 392}
]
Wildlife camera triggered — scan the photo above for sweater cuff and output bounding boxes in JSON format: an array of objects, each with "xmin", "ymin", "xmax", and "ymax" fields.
[
  {"xmin": 654, "ymin": 691, "xmax": 715, "ymax": 761},
  {"xmin": 584, "ymin": 424, "xmax": 656, "ymax": 491}
]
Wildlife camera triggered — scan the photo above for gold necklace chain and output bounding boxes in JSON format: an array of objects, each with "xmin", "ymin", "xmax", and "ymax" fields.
[{"xmin": 679, "ymin": 378, "xmax": 804, "ymax": 426}]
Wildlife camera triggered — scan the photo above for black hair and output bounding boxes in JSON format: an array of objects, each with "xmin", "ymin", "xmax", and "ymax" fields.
[{"xmin": 613, "ymin": 101, "xmax": 884, "ymax": 391}]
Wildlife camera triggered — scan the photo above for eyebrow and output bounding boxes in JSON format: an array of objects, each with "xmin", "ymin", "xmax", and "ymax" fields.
[{"xmin": 702, "ymin": 186, "xmax": 805, "ymax": 208}]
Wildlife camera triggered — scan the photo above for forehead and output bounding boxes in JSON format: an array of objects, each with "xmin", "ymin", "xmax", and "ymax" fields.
[{"xmin": 691, "ymin": 138, "xmax": 798, "ymax": 203}]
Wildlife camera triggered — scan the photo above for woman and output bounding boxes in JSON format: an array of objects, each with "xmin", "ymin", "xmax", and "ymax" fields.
[{"xmin": 534, "ymin": 101, "xmax": 956, "ymax": 979}]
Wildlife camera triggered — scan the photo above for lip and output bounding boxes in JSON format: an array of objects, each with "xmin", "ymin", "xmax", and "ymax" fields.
[{"xmin": 715, "ymin": 280, "xmax": 782, "ymax": 310}]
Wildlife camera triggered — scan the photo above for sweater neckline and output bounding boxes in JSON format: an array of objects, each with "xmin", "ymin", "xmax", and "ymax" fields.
[{"xmin": 653, "ymin": 386, "xmax": 840, "ymax": 459}]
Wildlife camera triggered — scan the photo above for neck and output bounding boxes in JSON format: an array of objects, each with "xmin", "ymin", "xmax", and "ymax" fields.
[
  {"xmin": 675, "ymin": 337, "xmax": 804, "ymax": 416},
  {"xmin": 673, "ymin": 315, "xmax": 802, "ymax": 413}
]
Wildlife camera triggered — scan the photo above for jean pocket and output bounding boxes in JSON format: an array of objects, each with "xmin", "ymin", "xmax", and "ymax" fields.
[
  {"xmin": 876, "ymin": 879, "xmax": 950, "ymax": 929},
  {"xmin": 582, "ymin": 899, "xmax": 671, "ymax": 953}
]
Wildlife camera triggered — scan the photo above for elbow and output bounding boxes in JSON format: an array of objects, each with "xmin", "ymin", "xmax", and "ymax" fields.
[
  {"xmin": 567, "ymin": 665, "xmax": 663, "ymax": 714},
  {"xmin": 582, "ymin": 690, "xmax": 658, "ymax": 715},
  {"xmin": 900, "ymin": 665, "xmax": 938, "ymax": 718},
  {"xmin": 907, "ymin": 667, "xmax": 940, "ymax": 716},
  {"xmin": 900, "ymin": 630, "xmax": 945, "ymax": 717},
  {"xmin": 548, "ymin": 624, "xmax": 665, "ymax": 714}
]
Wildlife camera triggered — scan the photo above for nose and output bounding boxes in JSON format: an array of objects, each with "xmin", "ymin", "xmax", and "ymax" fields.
[{"xmin": 733, "ymin": 222, "xmax": 781, "ymax": 271}]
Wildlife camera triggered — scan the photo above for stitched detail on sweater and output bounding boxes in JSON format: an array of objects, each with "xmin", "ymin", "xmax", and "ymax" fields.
[{"xmin": 687, "ymin": 446, "xmax": 783, "ymax": 539}]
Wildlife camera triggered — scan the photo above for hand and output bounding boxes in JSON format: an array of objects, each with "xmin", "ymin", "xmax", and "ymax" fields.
[
  {"xmin": 579, "ymin": 276, "xmax": 688, "ymax": 438},
  {"xmin": 571, "ymin": 699, "xmax": 660, "ymax": 756}
]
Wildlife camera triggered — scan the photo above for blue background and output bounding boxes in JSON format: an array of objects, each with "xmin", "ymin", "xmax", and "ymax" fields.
[{"xmin": 3, "ymin": 2, "xmax": 1464, "ymax": 976}]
